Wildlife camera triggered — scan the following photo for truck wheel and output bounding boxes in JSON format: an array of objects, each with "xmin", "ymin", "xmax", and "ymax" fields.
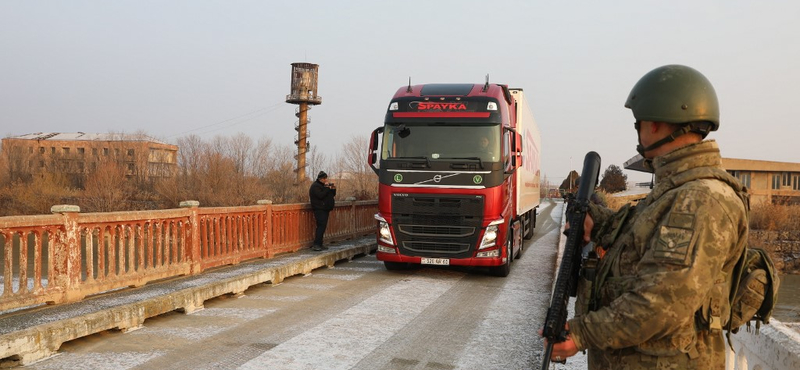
[
  {"xmin": 492, "ymin": 242, "xmax": 511, "ymax": 277},
  {"xmin": 384, "ymin": 261, "xmax": 408, "ymax": 271}
]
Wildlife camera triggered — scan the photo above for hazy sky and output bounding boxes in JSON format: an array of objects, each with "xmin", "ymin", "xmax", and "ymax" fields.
[{"xmin": 1, "ymin": 1, "xmax": 798, "ymax": 183}]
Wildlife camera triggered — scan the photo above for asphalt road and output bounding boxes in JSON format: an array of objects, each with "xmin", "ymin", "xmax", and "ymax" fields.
[{"xmin": 26, "ymin": 200, "xmax": 581, "ymax": 370}]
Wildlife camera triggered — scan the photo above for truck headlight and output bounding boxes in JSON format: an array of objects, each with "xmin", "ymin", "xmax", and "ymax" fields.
[
  {"xmin": 375, "ymin": 214, "xmax": 394, "ymax": 245},
  {"xmin": 479, "ymin": 219, "xmax": 504, "ymax": 250}
]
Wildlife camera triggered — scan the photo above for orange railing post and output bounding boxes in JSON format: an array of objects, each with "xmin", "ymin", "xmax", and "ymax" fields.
[
  {"xmin": 257, "ymin": 200, "xmax": 273, "ymax": 258},
  {"xmin": 49, "ymin": 205, "xmax": 84, "ymax": 304},
  {"xmin": 180, "ymin": 200, "xmax": 202, "ymax": 275}
]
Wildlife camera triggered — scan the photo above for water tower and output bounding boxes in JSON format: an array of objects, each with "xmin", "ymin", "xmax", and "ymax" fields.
[{"xmin": 286, "ymin": 62, "xmax": 322, "ymax": 183}]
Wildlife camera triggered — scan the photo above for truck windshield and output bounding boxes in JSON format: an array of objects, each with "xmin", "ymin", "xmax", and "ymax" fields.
[{"xmin": 381, "ymin": 124, "xmax": 501, "ymax": 163}]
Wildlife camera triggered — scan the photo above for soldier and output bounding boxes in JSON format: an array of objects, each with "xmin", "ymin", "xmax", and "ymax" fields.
[{"xmin": 548, "ymin": 65, "xmax": 748, "ymax": 369}]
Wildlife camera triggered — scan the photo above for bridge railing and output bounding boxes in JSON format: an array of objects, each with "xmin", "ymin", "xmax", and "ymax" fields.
[{"xmin": 0, "ymin": 200, "xmax": 378, "ymax": 312}]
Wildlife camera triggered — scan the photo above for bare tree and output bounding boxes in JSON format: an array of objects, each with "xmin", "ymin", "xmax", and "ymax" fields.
[
  {"xmin": 336, "ymin": 135, "xmax": 377, "ymax": 200},
  {"xmin": 307, "ymin": 144, "xmax": 329, "ymax": 181},
  {"xmin": 2, "ymin": 172, "xmax": 75, "ymax": 215},
  {"xmin": 228, "ymin": 132, "xmax": 254, "ymax": 174},
  {"xmin": 251, "ymin": 136, "xmax": 274, "ymax": 178},
  {"xmin": 177, "ymin": 134, "xmax": 207, "ymax": 176},
  {"xmin": 83, "ymin": 160, "xmax": 132, "ymax": 212},
  {"xmin": 263, "ymin": 144, "xmax": 306, "ymax": 203}
]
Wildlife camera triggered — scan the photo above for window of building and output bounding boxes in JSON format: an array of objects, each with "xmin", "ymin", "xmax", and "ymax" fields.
[
  {"xmin": 127, "ymin": 163, "xmax": 135, "ymax": 173},
  {"xmin": 51, "ymin": 147, "xmax": 56, "ymax": 154},
  {"xmin": 730, "ymin": 171, "xmax": 751, "ymax": 188},
  {"xmin": 127, "ymin": 149, "xmax": 134, "ymax": 157},
  {"xmin": 103, "ymin": 148, "xmax": 109, "ymax": 156},
  {"xmin": 773, "ymin": 174, "xmax": 782, "ymax": 190},
  {"xmin": 77, "ymin": 147, "xmax": 85, "ymax": 155},
  {"xmin": 63, "ymin": 147, "xmax": 70, "ymax": 155},
  {"xmin": 794, "ymin": 174, "xmax": 800, "ymax": 191},
  {"xmin": 115, "ymin": 148, "xmax": 120, "ymax": 157},
  {"xmin": 783, "ymin": 172, "xmax": 791, "ymax": 187},
  {"xmin": 39, "ymin": 147, "xmax": 45, "ymax": 154},
  {"xmin": 92, "ymin": 148, "xmax": 97, "ymax": 156},
  {"xmin": 28, "ymin": 147, "xmax": 33, "ymax": 153},
  {"xmin": 39, "ymin": 161, "xmax": 45, "ymax": 168}
]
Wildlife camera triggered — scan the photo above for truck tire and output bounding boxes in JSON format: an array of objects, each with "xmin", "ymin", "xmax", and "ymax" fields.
[{"xmin": 384, "ymin": 261, "xmax": 408, "ymax": 271}]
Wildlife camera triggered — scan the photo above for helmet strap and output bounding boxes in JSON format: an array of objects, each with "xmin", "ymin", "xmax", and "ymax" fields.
[{"xmin": 636, "ymin": 124, "xmax": 693, "ymax": 156}]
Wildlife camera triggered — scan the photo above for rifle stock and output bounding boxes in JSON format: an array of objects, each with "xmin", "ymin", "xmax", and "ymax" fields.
[{"xmin": 541, "ymin": 151, "xmax": 601, "ymax": 369}]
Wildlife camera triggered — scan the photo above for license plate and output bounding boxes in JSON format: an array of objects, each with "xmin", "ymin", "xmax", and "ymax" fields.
[{"xmin": 421, "ymin": 258, "xmax": 450, "ymax": 266}]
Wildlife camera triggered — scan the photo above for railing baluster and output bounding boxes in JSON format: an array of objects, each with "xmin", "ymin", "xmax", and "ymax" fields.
[
  {"xmin": 84, "ymin": 228, "xmax": 93, "ymax": 281},
  {"xmin": 3, "ymin": 231, "xmax": 11, "ymax": 297},
  {"xmin": 34, "ymin": 231, "xmax": 43, "ymax": 290},
  {"xmin": 18, "ymin": 231, "xmax": 28, "ymax": 294}
]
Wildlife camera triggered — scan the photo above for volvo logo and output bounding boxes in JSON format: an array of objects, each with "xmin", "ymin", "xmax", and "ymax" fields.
[{"xmin": 433, "ymin": 175, "xmax": 442, "ymax": 183}]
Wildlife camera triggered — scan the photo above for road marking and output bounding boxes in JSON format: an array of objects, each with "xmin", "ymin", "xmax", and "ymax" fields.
[
  {"xmin": 192, "ymin": 308, "xmax": 278, "ymax": 321},
  {"xmin": 30, "ymin": 351, "xmax": 165, "ymax": 370},
  {"xmin": 311, "ymin": 273, "xmax": 365, "ymax": 281},
  {"xmin": 238, "ymin": 272, "xmax": 462, "ymax": 370}
]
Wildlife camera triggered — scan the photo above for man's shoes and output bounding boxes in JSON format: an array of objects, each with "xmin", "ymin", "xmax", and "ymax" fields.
[{"xmin": 311, "ymin": 245, "xmax": 324, "ymax": 251}]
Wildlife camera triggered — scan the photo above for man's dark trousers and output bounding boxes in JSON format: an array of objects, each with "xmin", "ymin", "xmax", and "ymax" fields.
[{"xmin": 313, "ymin": 209, "xmax": 330, "ymax": 247}]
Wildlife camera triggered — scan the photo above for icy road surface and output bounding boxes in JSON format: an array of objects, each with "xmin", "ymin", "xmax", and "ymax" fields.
[{"xmin": 28, "ymin": 200, "xmax": 587, "ymax": 370}]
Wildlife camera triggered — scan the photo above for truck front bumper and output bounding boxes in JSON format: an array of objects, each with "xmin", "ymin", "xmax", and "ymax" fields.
[{"xmin": 376, "ymin": 250, "xmax": 507, "ymax": 267}]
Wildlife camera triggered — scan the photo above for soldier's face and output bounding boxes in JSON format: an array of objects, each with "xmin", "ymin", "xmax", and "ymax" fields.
[{"xmin": 637, "ymin": 121, "xmax": 668, "ymax": 158}]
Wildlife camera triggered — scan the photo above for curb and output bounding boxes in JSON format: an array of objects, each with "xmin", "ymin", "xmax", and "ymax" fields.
[{"xmin": 0, "ymin": 237, "xmax": 376, "ymax": 367}]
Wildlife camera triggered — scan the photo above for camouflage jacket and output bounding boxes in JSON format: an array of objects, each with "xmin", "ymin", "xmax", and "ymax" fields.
[{"xmin": 568, "ymin": 141, "xmax": 748, "ymax": 369}]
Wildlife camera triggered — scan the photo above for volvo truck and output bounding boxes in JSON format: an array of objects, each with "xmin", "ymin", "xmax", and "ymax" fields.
[{"xmin": 367, "ymin": 82, "xmax": 541, "ymax": 277}]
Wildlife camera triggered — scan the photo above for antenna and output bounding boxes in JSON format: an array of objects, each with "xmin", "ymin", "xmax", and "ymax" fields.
[
  {"xmin": 407, "ymin": 77, "xmax": 413, "ymax": 93},
  {"xmin": 482, "ymin": 74, "xmax": 490, "ymax": 92}
]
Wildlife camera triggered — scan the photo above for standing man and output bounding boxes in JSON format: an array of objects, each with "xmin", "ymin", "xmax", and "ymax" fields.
[
  {"xmin": 309, "ymin": 171, "xmax": 336, "ymax": 251},
  {"xmin": 547, "ymin": 65, "xmax": 748, "ymax": 369}
]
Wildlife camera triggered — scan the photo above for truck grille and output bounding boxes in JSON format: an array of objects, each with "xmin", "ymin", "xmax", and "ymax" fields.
[
  {"xmin": 398, "ymin": 225, "xmax": 475, "ymax": 237},
  {"xmin": 391, "ymin": 194, "xmax": 484, "ymax": 258},
  {"xmin": 403, "ymin": 241, "xmax": 470, "ymax": 254}
]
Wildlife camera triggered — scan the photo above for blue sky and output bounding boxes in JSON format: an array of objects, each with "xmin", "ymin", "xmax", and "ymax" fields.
[{"xmin": 1, "ymin": 1, "xmax": 798, "ymax": 183}]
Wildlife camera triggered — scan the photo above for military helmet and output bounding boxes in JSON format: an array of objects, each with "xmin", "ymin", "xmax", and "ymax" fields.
[{"xmin": 625, "ymin": 64, "xmax": 719, "ymax": 131}]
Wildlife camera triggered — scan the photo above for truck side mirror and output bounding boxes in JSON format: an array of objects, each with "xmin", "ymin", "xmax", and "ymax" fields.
[
  {"xmin": 368, "ymin": 127, "xmax": 383, "ymax": 174},
  {"xmin": 514, "ymin": 132, "xmax": 523, "ymax": 169}
]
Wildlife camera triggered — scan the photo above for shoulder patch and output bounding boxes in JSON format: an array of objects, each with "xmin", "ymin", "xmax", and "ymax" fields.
[
  {"xmin": 654, "ymin": 225, "xmax": 694, "ymax": 265},
  {"xmin": 653, "ymin": 189, "xmax": 701, "ymax": 265}
]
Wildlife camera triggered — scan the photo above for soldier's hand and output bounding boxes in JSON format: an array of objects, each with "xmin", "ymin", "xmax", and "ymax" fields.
[
  {"xmin": 564, "ymin": 213, "xmax": 593, "ymax": 243},
  {"xmin": 583, "ymin": 213, "xmax": 593, "ymax": 243},
  {"xmin": 538, "ymin": 324, "xmax": 580, "ymax": 363}
]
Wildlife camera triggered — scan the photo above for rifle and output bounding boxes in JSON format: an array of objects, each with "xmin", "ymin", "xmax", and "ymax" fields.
[{"xmin": 541, "ymin": 151, "xmax": 601, "ymax": 369}]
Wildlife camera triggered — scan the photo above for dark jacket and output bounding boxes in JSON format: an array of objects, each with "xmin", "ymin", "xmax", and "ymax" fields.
[{"xmin": 309, "ymin": 180, "xmax": 336, "ymax": 211}]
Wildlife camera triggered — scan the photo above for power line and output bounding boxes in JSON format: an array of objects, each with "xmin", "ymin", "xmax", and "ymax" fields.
[{"xmin": 168, "ymin": 102, "xmax": 286, "ymax": 138}]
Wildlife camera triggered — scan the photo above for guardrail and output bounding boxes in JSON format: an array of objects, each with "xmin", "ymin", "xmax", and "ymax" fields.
[
  {"xmin": 0, "ymin": 200, "xmax": 378, "ymax": 312},
  {"xmin": 727, "ymin": 320, "xmax": 800, "ymax": 370}
]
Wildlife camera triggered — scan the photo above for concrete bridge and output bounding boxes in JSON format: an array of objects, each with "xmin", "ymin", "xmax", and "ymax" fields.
[{"xmin": 0, "ymin": 199, "xmax": 798, "ymax": 369}]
